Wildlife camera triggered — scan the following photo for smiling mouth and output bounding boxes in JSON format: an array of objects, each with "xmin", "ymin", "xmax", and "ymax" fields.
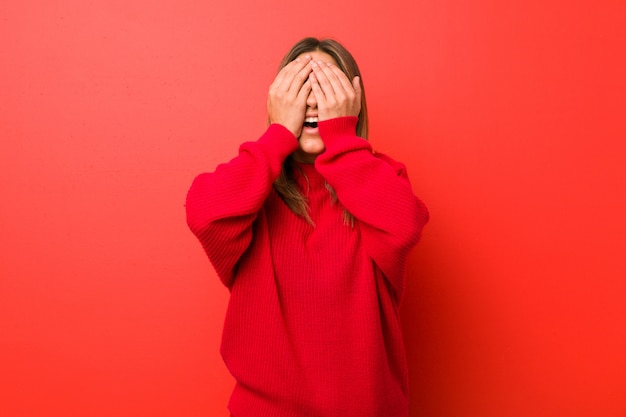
[{"xmin": 303, "ymin": 117, "xmax": 319, "ymax": 129}]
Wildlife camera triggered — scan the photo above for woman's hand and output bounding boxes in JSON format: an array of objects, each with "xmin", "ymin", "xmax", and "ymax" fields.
[
  {"xmin": 309, "ymin": 60, "xmax": 361, "ymax": 122},
  {"xmin": 267, "ymin": 56, "xmax": 313, "ymax": 137}
]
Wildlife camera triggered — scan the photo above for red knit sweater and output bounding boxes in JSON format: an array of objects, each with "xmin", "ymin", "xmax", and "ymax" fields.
[{"xmin": 186, "ymin": 117, "xmax": 429, "ymax": 417}]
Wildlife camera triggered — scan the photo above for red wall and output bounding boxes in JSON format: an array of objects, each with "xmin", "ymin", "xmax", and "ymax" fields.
[{"xmin": 1, "ymin": 1, "xmax": 625, "ymax": 416}]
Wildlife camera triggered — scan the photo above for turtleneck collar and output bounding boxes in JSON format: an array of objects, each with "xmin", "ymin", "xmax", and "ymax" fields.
[{"xmin": 291, "ymin": 160, "xmax": 327, "ymax": 194}]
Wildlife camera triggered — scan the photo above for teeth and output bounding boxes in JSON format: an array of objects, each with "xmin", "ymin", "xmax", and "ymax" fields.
[{"xmin": 305, "ymin": 117, "xmax": 318, "ymax": 123}]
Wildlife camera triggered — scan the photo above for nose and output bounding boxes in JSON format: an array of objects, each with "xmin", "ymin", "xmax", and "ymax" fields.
[{"xmin": 306, "ymin": 89, "xmax": 317, "ymax": 109}]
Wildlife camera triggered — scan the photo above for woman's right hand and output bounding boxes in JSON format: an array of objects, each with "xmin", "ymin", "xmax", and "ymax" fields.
[{"xmin": 267, "ymin": 55, "xmax": 313, "ymax": 138}]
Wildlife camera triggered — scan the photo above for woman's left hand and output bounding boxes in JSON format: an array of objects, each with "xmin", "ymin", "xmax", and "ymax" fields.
[{"xmin": 309, "ymin": 60, "xmax": 361, "ymax": 122}]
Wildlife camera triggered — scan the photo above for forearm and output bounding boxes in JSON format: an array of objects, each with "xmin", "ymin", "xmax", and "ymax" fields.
[
  {"xmin": 186, "ymin": 124, "xmax": 298, "ymax": 235},
  {"xmin": 315, "ymin": 117, "xmax": 429, "ymax": 297},
  {"xmin": 315, "ymin": 117, "xmax": 429, "ymax": 245},
  {"xmin": 185, "ymin": 124, "xmax": 298, "ymax": 286}
]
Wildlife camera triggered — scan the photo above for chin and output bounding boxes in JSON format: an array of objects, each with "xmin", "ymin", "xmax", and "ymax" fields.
[{"xmin": 298, "ymin": 137, "xmax": 325, "ymax": 155}]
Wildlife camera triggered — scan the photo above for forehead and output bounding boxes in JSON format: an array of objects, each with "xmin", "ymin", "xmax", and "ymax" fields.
[{"xmin": 295, "ymin": 50, "xmax": 338, "ymax": 66}]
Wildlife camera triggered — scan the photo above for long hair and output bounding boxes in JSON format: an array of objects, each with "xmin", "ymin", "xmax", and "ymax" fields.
[{"xmin": 273, "ymin": 37, "xmax": 369, "ymax": 226}]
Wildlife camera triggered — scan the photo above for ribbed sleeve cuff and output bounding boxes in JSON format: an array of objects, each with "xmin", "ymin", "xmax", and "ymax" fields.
[
  {"xmin": 317, "ymin": 117, "xmax": 371, "ymax": 157},
  {"xmin": 318, "ymin": 116, "xmax": 359, "ymax": 144},
  {"xmin": 256, "ymin": 123, "xmax": 300, "ymax": 160}
]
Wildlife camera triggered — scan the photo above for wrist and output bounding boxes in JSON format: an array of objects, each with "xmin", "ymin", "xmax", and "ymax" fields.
[
  {"xmin": 268, "ymin": 122, "xmax": 298, "ymax": 138},
  {"xmin": 318, "ymin": 116, "xmax": 359, "ymax": 137}
]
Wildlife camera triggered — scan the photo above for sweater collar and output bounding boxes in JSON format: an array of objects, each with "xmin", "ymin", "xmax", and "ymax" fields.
[{"xmin": 292, "ymin": 160, "xmax": 326, "ymax": 191}]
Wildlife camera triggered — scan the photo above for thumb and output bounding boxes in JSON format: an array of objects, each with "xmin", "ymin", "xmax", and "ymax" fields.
[{"xmin": 352, "ymin": 76, "xmax": 362, "ymax": 102}]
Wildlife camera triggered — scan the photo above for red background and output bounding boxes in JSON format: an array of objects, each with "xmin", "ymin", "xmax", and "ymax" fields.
[{"xmin": 1, "ymin": 1, "xmax": 625, "ymax": 416}]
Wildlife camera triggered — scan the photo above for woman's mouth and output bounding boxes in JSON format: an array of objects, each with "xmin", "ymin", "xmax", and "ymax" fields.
[{"xmin": 303, "ymin": 117, "xmax": 318, "ymax": 128}]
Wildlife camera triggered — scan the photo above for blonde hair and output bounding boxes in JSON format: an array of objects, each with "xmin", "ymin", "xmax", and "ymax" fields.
[{"xmin": 273, "ymin": 37, "xmax": 369, "ymax": 226}]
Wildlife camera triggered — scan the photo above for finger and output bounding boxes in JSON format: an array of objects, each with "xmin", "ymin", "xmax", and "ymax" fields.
[
  {"xmin": 327, "ymin": 64, "xmax": 356, "ymax": 95},
  {"xmin": 296, "ymin": 79, "xmax": 312, "ymax": 103},
  {"xmin": 272, "ymin": 56, "xmax": 311, "ymax": 92},
  {"xmin": 311, "ymin": 60, "xmax": 336, "ymax": 96},
  {"xmin": 318, "ymin": 61, "xmax": 351, "ymax": 95},
  {"xmin": 316, "ymin": 62, "xmax": 351, "ymax": 103},
  {"xmin": 288, "ymin": 62, "xmax": 313, "ymax": 97},
  {"xmin": 309, "ymin": 71, "xmax": 326, "ymax": 104},
  {"xmin": 274, "ymin": 58, "xmax": 306, "ymax": 91},
  {"xmin": 352, "ymin": 75, "xmax": 362, "ymax": 106},
  {"xmin": 270, "ymin": 59, "xmax": 299, "ymax": 88}
]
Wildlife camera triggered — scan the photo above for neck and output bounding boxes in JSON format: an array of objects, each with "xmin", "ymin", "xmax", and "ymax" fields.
[{"xmin": 291, "ymin": 149, "xmax": 317, "ymax": 164}]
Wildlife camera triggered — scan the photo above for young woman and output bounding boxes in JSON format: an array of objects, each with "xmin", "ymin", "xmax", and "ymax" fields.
[{"xmin": 186, "ymin": 37, "xmax": 429, "ymax": 417}]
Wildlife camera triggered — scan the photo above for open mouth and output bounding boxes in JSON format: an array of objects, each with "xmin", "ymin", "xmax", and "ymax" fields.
[{"xmin": 303, "ymin": 117, "xmax": 318, "ymax": 129}]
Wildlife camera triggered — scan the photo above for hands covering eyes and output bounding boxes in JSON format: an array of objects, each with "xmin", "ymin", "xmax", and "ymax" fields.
[
  {"xmin": 308, "ymin": 59, "xmax": 361, "ymax": 123},
  {"xmin": 267, "ymin": 55, "xmax": 361, "ymax": 138}
]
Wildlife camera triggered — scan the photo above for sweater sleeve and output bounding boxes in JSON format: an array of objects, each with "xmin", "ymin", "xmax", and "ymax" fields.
[
  {"xmin": 314, "ymin": 116, "xmax": 430, "ymax": 298},
  {"xmin": 185, "ymin": 124, "xmax": 299, "ymax": 288}
]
